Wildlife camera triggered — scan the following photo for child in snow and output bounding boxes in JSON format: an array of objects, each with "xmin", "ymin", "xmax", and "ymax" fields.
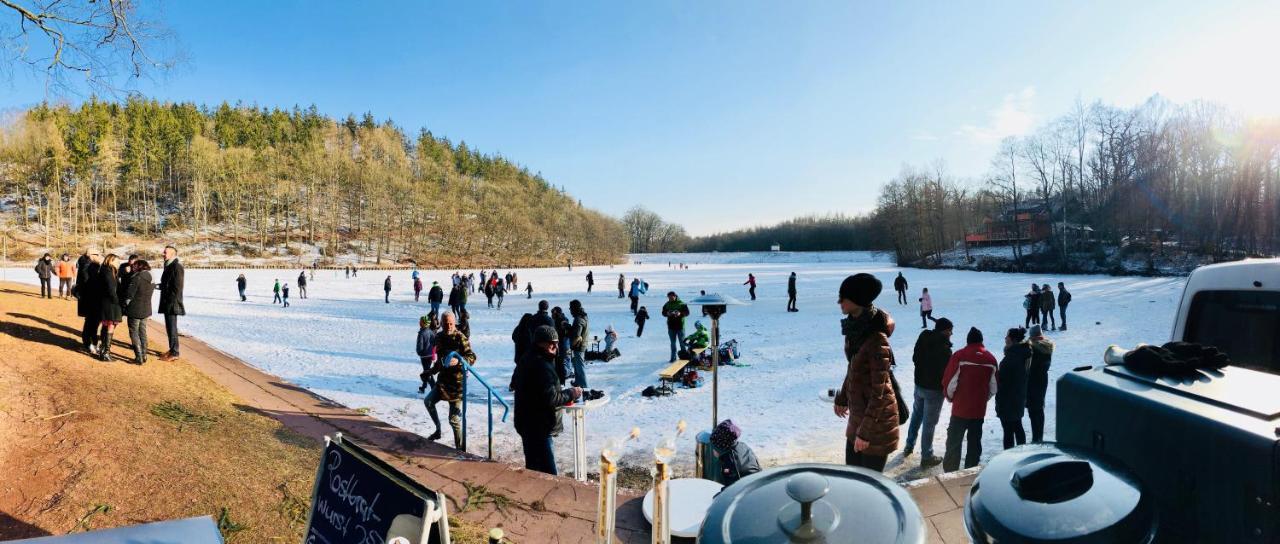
[
  {"xmin": 603, "ymin": 325, "xmax": 618, "ymax": 353},
  {"xmin": 686, "ymin": 321, "xmax": 710, "ymax": 349},
  {"xmin": 919, "ymin": 288, "xmax": 936, "ymax": 328},
  {"xmin": 635, "ymin": 306, "xmax": 649, "ymax": 337},
  {"xmin": 282, "ymin": 283, "xmax": 290, "ymax": 307},
  {"xmin": 710, "ymin": 419, "xmax": 762, "ymax": 487}
]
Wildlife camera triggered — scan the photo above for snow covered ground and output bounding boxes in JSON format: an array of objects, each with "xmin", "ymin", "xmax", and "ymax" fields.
[{"xmin": 2, "ymin": 253, "xmax": 1187, "ymax": 480}]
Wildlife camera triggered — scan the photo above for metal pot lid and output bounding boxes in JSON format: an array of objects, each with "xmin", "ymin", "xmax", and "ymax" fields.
[
  {"xmin": 698, "ymin": 463, "xmax": 926, "ymax": 544},
  {"xmin": 965, "ymin": 443, "xmax": 1157, "ymax": 543}
]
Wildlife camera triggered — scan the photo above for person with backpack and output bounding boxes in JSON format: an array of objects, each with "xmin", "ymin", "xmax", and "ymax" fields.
[
  {"xmin": 123, "ymin": 260, "xmax": 155, "ymax": 364},
  {"xmin": 34, "ymin": 254, "xmax": 54, "ymax": 298},
  {"xmin": 894, "ymin": 272, "xmax": 908, "ymax": 305},
  {"xmin": 918, "ymin": 287, "xmax": 936, "ymax": 328},
  {"xmin": 786, "ymin": 272, "xmax": 798, "ymax": 312},
  {"xmin": 236, "ymin": 274, "xmax": 247, "ymax": 301},
  {"xmin": 297, "ymin": 271, "xmax": 308, "ymax": 299},
  {"xmin": 384, "ymin": 276, "xmax": 392, "ymax": 304},
  {"xmin": 1023, "ymin": 284, "xmax": 1041, "ymax": 328},
  {"xmin": 621, "ymin": 301, "xmax": 643, "ymax": 337},
  {"xmin": 832, "ymin": 273, "xmax": 899, "ymax": 472},
  {"xmin": 743, "ymin": 273, "xmax": 757, "ymax": 301},
  {"xmin": 273, "ymin": 279, "xmax": 282, "ymax": 304},
  {"xmin": 569, "ymin": 300, "xmax": 590, "ymax": 388},
  {"xmin": 905, "ymin": 317, "xmax": 952, "ymax": 468},
  {"xmin": 513, "ymin": 325, "xmax": 582, "ymax": 475},
  {"xmin": 1057, "ymin": 282, "xmax": 1072, "ymax": 330},
  {"xmin": 996, "ymin": 327, "xmax": 1031, "ymax": 449},
  {"xmin": 1038, "ymin": 284, "xmax": 1056, "ymax": 330},
  {"xmin": 1026, "ymin": 325, "xmax": 1054, "ymax": 442},
  {"xmin": 662, "ymin": 292, "xmax": 690, "ymax": 362},
  {"xmin": 941, "ymin": 327, "xmax": 998, "ymax": 472},
  {"xmin": 428, "ymin": 281, "xmax": 444, "ymax": 315},
  {"xmin": 416, "ymin": 314, "xmax": 438, "ymax": 394},
  {"xmin": 709, "ymin": 419, "xmax": 762, "ymax": 486}
]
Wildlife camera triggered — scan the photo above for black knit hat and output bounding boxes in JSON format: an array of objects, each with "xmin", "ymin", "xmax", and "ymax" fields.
[
  {"xmin": 935, "ymin": 318, "xmax": 954, "ymax": 332},
  {"xmin": 966, "ymin": 327, "xmax": 983, "ymax": 345},
  {"xmin": 533, "ymin": 325, "xmax": 558, "ymax": 344},
  {"xmin": 839, "ymin": 273, "xmax": 882, "ymax": 307}
]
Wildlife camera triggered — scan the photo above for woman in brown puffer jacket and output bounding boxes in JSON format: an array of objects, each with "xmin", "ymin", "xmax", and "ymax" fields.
[{"xmin": 833, "ymin": 273, "xmax": 900, "ymax": 472}]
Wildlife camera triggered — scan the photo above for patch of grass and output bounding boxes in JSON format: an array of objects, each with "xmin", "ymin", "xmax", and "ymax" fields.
[
  {"xmin": 355, "ymin": 407, "xmax": 372, "ymax": 415},
  {"xmin": 276, "ymin": 482, "xmax": 309, "ymax": 527},
  {"xmin": 216, "ymin": 506, "xmax": 248, "ymax": 541},
  {"xmin": 458, "ymin": 481, "xmax": 511, "ymax": 514},
  {"xmin": 149, "ymin": 400, "xmax": 216, "ymax": 431},
  {"xmin": 614, "ymin": 463, "xmax": 655, "ymax": 493}
]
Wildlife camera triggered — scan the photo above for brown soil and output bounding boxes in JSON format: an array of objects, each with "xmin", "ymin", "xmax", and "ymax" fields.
[{"xmin": 0, "ymin": 281, "xmax": 321, "ymax": 542}]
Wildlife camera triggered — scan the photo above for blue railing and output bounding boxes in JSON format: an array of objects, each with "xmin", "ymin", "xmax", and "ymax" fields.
[{"xmin": 442, "ymin": 351, "xmax": 510, "ymax": 460}]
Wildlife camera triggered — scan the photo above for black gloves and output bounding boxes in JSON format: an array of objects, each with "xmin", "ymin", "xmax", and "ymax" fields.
[{"xmin": 1122, "ymin": 342, "xmax": 1232, "ymax": 377}]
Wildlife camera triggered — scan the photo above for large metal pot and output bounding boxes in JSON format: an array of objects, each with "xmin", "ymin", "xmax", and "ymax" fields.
[{"xmin": 698, "ymin": 463, "xmax": 926, "ymax": 543}]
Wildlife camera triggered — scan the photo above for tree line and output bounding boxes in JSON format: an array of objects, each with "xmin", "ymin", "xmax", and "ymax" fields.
[
  {"xmin": 689, "ymin": 95, "xmax": 1280, "ymax": 268},
  {"xmin": 0, "ymin": 98, "xmax": 628, "ymax": 266}
]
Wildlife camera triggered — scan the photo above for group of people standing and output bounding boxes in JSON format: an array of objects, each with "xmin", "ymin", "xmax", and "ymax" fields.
[
  {"xmin": 39, "ymin": 246, "xmax": 185, "ymax": 365},
  {"xmin": 1025, "ymin": 282, "xmax": 1072, "ymax": 331}
]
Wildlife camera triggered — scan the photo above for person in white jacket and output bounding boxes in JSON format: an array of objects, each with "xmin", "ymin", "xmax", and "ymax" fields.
[{"xmin": 919, "ymin": 288, "xmax": 937, "ymax": 328}]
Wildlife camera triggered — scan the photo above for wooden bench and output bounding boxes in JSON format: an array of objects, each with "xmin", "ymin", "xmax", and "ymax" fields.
[{"xmin": 656, "ymin": 348, "xmax": 706, "ymax": 395}]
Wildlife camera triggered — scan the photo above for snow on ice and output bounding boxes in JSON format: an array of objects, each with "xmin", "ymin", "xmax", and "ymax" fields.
[{"xmin": 3, "ymin": 252, "xmax": 1187, "ymax": 480}]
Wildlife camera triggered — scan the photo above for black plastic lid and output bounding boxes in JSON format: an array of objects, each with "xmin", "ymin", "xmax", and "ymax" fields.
[
  {"xmin": 698, "ymin": 463, "xmax": 925, "ymax": 544},
  {"xmin": 965, "ymin": 443, "xmax": 1157, "ymax": 543}
]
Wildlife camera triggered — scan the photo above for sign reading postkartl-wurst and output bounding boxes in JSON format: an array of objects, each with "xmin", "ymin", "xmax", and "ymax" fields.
[{"xmin": 304, "ymin": 434, "xmax": 450, "ymax": 544}]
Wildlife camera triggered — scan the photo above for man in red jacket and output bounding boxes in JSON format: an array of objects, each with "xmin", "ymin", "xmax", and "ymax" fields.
[{"xmin": 940, "ymin": 327, "xmax": 998, "ymax": 472}]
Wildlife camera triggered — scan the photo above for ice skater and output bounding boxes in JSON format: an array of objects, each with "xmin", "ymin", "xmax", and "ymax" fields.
[
  {"xmin": 743, "ymin": 273, "xmax": 757, "ymax": 301},
  {"xmin": 635, "ymin": 306, "xmax": 649, "ymax": 337},
  {"xmin": 282, "ymin": 283, "xmax": 291, "ymax": 308},
  {"xmin": 236, "ymin": 274, "xmax": 247, "ymax": 301},
  {"xmin": 585, "ymin": 270, "xmax": 594, "ymax": 293},
  {"xmin": 786, "ymin": 272, "xmax": 798, "ymax": 312},
  {"xmin": 526, "ymin": 282, "xmax": 533, "ymax": 299},
  {"xmin": 894, "ymin": 272, "xmax": 908, "ymax": 305},
  {"xmin": 919, "ymin": 287, "xmax": 936, "ymax": 328},
  {"xmin": 384, "ymin": 275, "xmax": 392, "ymax": 303}
]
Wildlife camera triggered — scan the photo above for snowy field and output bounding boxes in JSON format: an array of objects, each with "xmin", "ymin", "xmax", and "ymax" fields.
[{"xmin": 2, "ymin": 252, "xmax": 1187, "ymax": 480}]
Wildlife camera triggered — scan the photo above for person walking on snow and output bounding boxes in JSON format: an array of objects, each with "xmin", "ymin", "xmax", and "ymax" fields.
[
  {"xmin": 282, "ymin": 283, "xmax": 291, "ymax": 308},
  {"xmin": 236, "ymin": 274, "xmax": 247, "ymax": 301},
  {"xmin": 585, "ymin": 270, "xmax": 594, "ymax": 293},
  {"xmin": 428, "ymin": 281, "xmax": 444, "ymax": 315},
  {"xmin": 919, "ymin": 288, "xmax": 936, "ymax": 328},
  {"xmin": 894, "ymin": 272, "xmax": 908, "ymax": 305},
  {"xmin": 384, "ymin": 276, "xmax": 392, "ymax": 303},
  {"xmin": 996, "ymin": 327, "xmax": 1031, "ymax": 449},
  {"xmin": 617, "ymin": 274, "xmax": 626, "ymax": 298},
  {"xmin": 832, "ymin": 273, "xmax": 899, "ymax": 472},
  {"xmin": 414, "ymin": 277, "xmax": 423, "ymax": 301},
  {"xmin": 494, "ymin": 279, "xmax": 506, "ymax": 309},
  {"xmin": 423, "ymin": 312, "xmax": 476, "ymax": 448},
  {"xmin": 416, "ymin": 314, "xmax": 438, "ymax": 394},
  {"xmin": 1039, "ymin": 284, "xmax": 1056, "ymax": 330},
  {"xmin": 905, "ymin": 317, "xmax": 952, "ymax": 468},
  {"xmin": 526, "ymin": 282, "xmax": 533, "ymax": 299},
  {"xmin": 273, "ymin": 279, "xmax": 282, "ymax": 304},
  {"xmin": 1026, "ymin": 325, "xmax": 1054, "ymax": 442},
  {"xmin": 662, "ymin": 292, "xmax": 691, "ymax": 362},
  {"xmin": 628, "ymin": 279, "xmax": 642, "ymax": 315},
  {"xmin": 786, "ymin": 272, "xmax": 798, "ymax": 312},
  {"xmin": 297, "ymin": 271, "xmax": 308, "ymax": 299},
  {"xmin": 34, "ymin": 254, "xmax": 54, "ymax": 298},
  {"xmin": 744, "ymin": 273, "xmax": 757, "ymax": 301},
  {"xmin": 513, "ymin": 325, "xmax": 582, "ymax": 475},
  {"xmin": 1056, "ymin": 282, "xmax": 1072, "ymax": 330},
  {"xmin": 1023, "ymin": 284, "xmax": 1041, "ymax": 328},
  {"xmin": 635, "ymin": 306, "xmax": 650, "ymax": 337},
  {"xmin": 940, "ymin": 327, "xmax": 998, "ymax": 472}
]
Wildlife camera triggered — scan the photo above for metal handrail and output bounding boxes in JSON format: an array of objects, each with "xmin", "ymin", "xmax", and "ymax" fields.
[{"xmin": 441, "ymin": 350, "xmax": 509, "ymax": 459}]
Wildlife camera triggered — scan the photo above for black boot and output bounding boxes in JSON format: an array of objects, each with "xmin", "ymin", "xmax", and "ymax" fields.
[{"xmin": 99, "ymin": 331, "xmax": 113, "ymax": 362}]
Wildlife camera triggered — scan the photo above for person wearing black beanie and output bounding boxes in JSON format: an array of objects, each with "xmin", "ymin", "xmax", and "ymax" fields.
[
  {"xmin": 833, "ymin": 273, "xmax": 899, "ymax": 472},
  {"xmin": 939, "ymin": 325, "xmax": 998, "ymax": 472},
  {"xmin": 966, "ymin": 326, "xmax": 983, "ymax": 345}
]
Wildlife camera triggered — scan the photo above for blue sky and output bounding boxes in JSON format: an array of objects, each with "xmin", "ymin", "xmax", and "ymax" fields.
[{"xmin": 3, "ymin": 1, "xmax": 1279, "ymax": 235}]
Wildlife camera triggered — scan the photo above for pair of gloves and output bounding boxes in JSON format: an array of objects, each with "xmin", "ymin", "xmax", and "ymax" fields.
[{"xmin": 1122, "ymin": 342, "xmax": 1230, "ymax": 376}]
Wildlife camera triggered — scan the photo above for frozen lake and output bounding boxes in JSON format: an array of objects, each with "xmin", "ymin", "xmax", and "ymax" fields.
[{"xmin": 3, "ymin": 252, "xmax": 1187, "ymax": 480}]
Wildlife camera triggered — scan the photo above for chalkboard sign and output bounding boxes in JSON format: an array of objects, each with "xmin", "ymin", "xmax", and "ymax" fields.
[{"xmin": 305, "ymin": 434, "xmax": 449, "ymax": 544}]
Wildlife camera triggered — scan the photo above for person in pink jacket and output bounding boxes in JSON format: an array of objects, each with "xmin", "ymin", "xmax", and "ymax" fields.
[{"xmin": 919, "ymin": 288, "xmax": 937, "ymax": 328}]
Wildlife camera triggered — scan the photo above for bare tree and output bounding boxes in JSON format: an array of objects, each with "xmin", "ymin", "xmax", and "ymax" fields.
[{"xmin": 988, "ymin": 137, "xmax": 1024, "ymax": 266}]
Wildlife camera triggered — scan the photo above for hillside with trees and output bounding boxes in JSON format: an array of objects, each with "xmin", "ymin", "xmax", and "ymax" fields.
[{"xmin": 0, "ymin": 99, "xmax": 627, "ymax": 266}]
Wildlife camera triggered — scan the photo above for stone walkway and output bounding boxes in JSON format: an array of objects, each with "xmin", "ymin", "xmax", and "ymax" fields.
[
  {"xmin": 150, "ymin": 321, "xmax": 650, "ymax": 543},
  {"xmin": 904, "ymin": 469, "xmax": 978, "ymax": 543}
]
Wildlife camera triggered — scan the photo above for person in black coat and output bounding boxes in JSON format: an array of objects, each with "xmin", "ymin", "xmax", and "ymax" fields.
[
  {"xmin": 34, "ymin": 254, "xmax": 54, "ymax": 298},
  {"xmin": 298, "ymin": 271, "xmax": 308, "ymax": 299},
  {"xmin": 96, "ymin": 255, "xmax": 124, "ymax": 361},
  {"xmin": 75, "ymin": 250, "xmax": 103, "ymax": 353},
  {"xmin": 1025, "ymin": 326, "xmax": 1054, "ymax": 442},
  {"xmin": 158, "ymin": 246, "xmax": 185, "ymax": 361},
  {"xmin": 635, "ymin": 306, "xmax": 649, "ymax": 337},
  {"xmin": 787, "ymin": 272, "xmax": 798, "ymax": 312},
  {"xmin": 1057, "ymin": 282, "xmax": 1072, "ymax": 330},
  {"xmin": 236, "ymin": 274, "xmax": 247, "ymax": 301},
  {"xmin": 512, "ymin": 325, "xmax": 582, "ymax": 475},
  {"xmin": 123, "ymin": 260, "xmax": 155, "ymax": 364},
  {"xmin": 894, "ymin": 272, "xmax": 909, "ymax": 305},
  {"xmin": 996, "ymin": 327, "xmax": 1032, "ymax": 449},
  {"xmin": 384, "ymin": 276, "xmax": 392, "ymax": 304}
]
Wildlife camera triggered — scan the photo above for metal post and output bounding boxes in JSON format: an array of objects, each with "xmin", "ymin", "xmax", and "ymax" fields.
[
  {"xmin": 710, "ymin": 316, "xmax": 720, "ymax": 430},
  {"xmin": 462, "ymin": 376, "xmax": 468, "ymax": 453},
  {"xmin": 487, "ymin": 389, "xmax": 494, "ymax": 460},
  {"xmin": 597, "ymin": 453, "xmax": 617, "ymax": 544},
  {"xmin": 651, "ymin": 461, "xmax": 671, "ymax": 544},
  {"xmin": 574, "ymin": 408, "xmax": 587, "ymax": 481}
]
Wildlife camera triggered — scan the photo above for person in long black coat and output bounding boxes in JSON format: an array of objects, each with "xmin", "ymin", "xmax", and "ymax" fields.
[
  {"xmin": 158, "ymin": 246, "xmax": 185, "ymax": 361},
  {"xmin": 512, "ymin": 325, "xmax": 582, "ymax": 475},
  {"xmin": 75, "ymin": 250, "xmax": 103, "ymax": 353},
  {"xmin": 123, "ymin": 261, "xmax": 155, "ymax": 364},
  {"xmin": 996, "ymin": 327, "xmax": 1032, "ymax": 449},
  {"xmin": 96, "ymin": 255, "xmax": 124, "ymax": 361}
]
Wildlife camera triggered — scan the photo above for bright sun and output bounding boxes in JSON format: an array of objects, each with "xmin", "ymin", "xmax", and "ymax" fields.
[{"xmin": 1152, "ymin": 14, "xmax": 1280, "ymax": 117}]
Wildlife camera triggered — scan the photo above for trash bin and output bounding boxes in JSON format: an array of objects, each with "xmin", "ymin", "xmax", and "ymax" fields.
[
  {"xmin": 695, "ymin": 431, "xmax": 722, "ymax": 482},
  {"xmin": 698, "ymin": 463, "xmax": 926, "ymax": 543},
  {"xmin": 965, "ymin": 443, "xmax": 1158, "ymax": 543}
]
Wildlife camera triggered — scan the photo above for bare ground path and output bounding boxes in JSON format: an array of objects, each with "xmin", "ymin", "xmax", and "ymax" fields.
[{"xmin": 0, "ymin": 281, "xmax": 648, "ymax": 543}]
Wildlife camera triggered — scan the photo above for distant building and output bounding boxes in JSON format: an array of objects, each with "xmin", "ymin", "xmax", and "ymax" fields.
[
  {"xmin": 965, "ymin": 201, "xmax": 1054, "ymax": 247},
  {"xmin": 770, "ymin": 244, "xmax": 781, "ymax": 252}
]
